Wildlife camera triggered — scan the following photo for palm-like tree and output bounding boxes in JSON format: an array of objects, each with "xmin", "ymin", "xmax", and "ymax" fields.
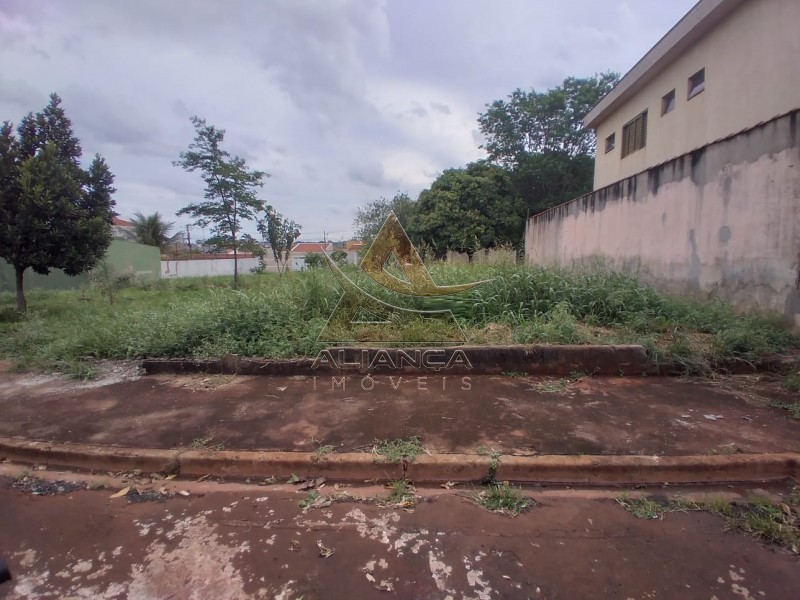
[{"xmin": 131, "ymin": 212, "xmax": 176, "ymax": 250}]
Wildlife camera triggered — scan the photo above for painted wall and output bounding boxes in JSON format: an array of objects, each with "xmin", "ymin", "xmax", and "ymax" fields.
[
  {"xmin": 0, "ymin": 239, "xmax": 160, "ymax": 293},
  {"xmin": 526, "ymin": 111, "xmax": 800, "ymax": 329},
  {"xmin": 594, "ymin": 0, "xmax": 800, "ymax": 189},
  {"xmin": 161, "ymin": 256, "xmax": 282, "ymax": 278}
]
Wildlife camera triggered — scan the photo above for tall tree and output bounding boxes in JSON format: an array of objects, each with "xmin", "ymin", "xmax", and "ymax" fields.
[
  {"xmin": 256, "ymin": 205, "xmax": 301, "ymax": 275},
  {"xmin": 478, "ymin": 73, "xmax": 619, "ymax": 214},
  {"xmin": 353, "ymin": 192, "xmax": 416, "ymax": 247},
  {"xmin": 0, "ymin": 94, "xmax": 115, "ymax": 312},
  {"xmin": 131, "ymin": 211, "xmax": 177, "ymax": 251},
  {"xmin": 174, "ymin": 116, "xmax": 267, "ymax": 286},
  {"xmin": 413, "ymin": 162, "xmax": 525, "ymax": 258}
]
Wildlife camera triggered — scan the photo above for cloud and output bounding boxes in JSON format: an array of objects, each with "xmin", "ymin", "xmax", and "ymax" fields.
[{"xmin": 0, "ymin": 0, "xmax": 697, "ymax": 239}]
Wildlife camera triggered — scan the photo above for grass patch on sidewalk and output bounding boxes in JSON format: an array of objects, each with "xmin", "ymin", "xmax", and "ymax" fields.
[
  {"xmin": 373, "ymin": 437, "xmax": 425, "ymax": 464},
  {"xmin": 617, "ymin": 490, "xmax": 800, "ymax": 554},
  {"xmin": 1, "ymin": 265, "xmax": 797, "ymax": 376},
  {"xmin": 472, "ymin": 482, "xmax": 530, "ymax": 517}
]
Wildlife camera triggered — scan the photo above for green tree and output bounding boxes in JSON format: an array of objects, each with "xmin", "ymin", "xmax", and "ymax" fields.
[
  {"xmin": 353, "ymin": 192, "xmax": 416, "ymax": 247},
  {"xmin": 0, "ymin": 94, "xmax": 115, "ymax": 313},
  {"xmin": 413, "ymin": 162, "xmax": 525, "ymax": 259},
  {"xmin": 131, "ymin": 211, "xmax": 177, "ymax": 251},
  {"xmin": 303, "ymin": 252, "xmax": 325, "ymax": 269},
  {"xmin": 256, "ymin": 205, "xmax": 301, "ymax": 275},
  {"xmin": 478, "ymin": 73, "xmax": 619, "ymax": 214},
  {"xmin": 174, "ymin": 116, "xmax": 267, "ymax": 286}
]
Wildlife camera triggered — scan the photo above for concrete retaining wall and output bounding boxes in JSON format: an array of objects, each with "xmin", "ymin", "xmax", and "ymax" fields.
[
  {"xmin": 161, "ymin": 256, "xmax": 281, "ymax": 278},
  {"xmin": 525, "ymin": 110, "xmax": 800, "ymax": 330}
]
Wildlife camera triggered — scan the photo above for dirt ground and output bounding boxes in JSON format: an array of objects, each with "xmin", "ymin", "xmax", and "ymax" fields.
[
  {"xmin": 0, "ymin": 468, "xmax": 798, "ymax": 600},
  {"xmin": 0, "ymin": 366, "xmax": 798, "ymax": 456}
]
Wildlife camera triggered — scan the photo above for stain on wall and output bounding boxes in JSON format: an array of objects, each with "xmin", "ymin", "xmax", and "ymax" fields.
[{"xmin": 526, "ymin": 110, "xmax": 800, "ymax": 330}]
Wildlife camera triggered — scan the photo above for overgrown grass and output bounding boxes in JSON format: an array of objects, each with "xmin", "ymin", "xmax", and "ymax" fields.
[{"xmin": 1, "ymin": 264, "xmax": 797, "ymax": 375}]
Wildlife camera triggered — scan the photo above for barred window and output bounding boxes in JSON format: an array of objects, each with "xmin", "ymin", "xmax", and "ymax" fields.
[{"xmin": 621, "ymin": 110, "xmax": 647, "ymax": 158}]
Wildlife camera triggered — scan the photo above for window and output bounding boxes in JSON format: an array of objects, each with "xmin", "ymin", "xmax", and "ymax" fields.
[
  {"xmin": 688, "ymin": 68, "xmax": 705, "ymax": 99},
  {"xmin": 621, "ymin": 110, "xmax": 647, "ymax": 158},
  {"xmin": 661, "ymin": 89, "xmax": 676, "ymax": 115},
  {"xmin": 605, "ymin": 132, "xmax": 616, "ymax": 153}
]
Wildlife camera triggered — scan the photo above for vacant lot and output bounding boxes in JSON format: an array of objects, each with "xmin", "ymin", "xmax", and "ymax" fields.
[{"xmin": 1, "ymin": 264, "xmax": 797, "ymax": 377}]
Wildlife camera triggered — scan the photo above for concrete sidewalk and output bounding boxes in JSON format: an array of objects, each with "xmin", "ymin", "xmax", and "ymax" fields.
[{"xmin": 1, "ymin": 370, "xmax": 797, "ymax": 457}]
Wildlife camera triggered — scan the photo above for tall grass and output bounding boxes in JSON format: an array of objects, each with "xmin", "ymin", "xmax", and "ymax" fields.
[{"xmin": 0, "ymin": 263, "xmax": 796, "ymax": 375}]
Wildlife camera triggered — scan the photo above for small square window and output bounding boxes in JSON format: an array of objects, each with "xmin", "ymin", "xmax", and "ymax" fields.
[
  {"xmin": 605, "ymin": 132, "xmax": 616, "ymax": 153},
  {"xmin": 661, "ymin": 89, "xmax": 676, "ymax": 115},
  {"xmin": 688, "ymin": 68, "xmax": 705, "ymax": 99}
]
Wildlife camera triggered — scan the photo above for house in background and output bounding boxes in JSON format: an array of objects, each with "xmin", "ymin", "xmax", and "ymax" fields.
[
  {"xmin": 290, "ymin": 241, "xmax": 334, "ymax": 271},
  {"xmin": 525, "ymin": 0, "xmax": 800, "ymax": 329},
  {"xmin": 111, "ymin": 216, "xmax": 136, "ymax": 241}
]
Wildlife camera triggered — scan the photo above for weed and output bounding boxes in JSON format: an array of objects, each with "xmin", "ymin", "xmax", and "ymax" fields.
[
  {"xmin": 312, "ymin": 444, "xmax": 336, "ymax": 462},
  {"xmin": 299, "ymin": 490, "xmax": 320, "ymax": 509},
  {"xmin": 783, "ymin": 372, "xmax": 800, "ymax": 392},
  {"xmin": 476, "ymin": 446, "xmax": 501, "ymax": 482},
  {"xmin": 707, "ymin": 494, "xmax": 799, "ymax": 554},
  {"xmin": 532, "ymin": 379, "xmax": 568, "ymax": 394},
  {"xmin": 383, "ymin": 479, "xmax": 416, "ymax": 508},
  {"xmin": 373, "ymin": 436, "xmax": 425, "ymax": 464},
  {"xmin": 189, "ymin": 434, "xmax": 224, "ymax": 451},
  {"xmin": 616, "ymin": 494, "xmax": 670, "ymax": 520},
  {"xmin": 770, "ymin": 400, "xmax": 800, "ymax": 419},
  {"xmin": 502, "ymin": 371, "xmax": 527, "ymax": 378},
  {"xmin": 472, "ymin": 482, "xmax": 529, "ymax": 516}
]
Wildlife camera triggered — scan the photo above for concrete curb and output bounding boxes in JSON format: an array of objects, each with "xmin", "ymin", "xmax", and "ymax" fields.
[
  {"xmin": 142, "ymin": 345, "xmax": 650, "ymax": 377},
  {"xmin": 141, "ymin": 346, "xmax": 797, "ymax": 377},
  {"xmin": 1, "ymin": 437, "xmax": 798, "ymax": 485}
]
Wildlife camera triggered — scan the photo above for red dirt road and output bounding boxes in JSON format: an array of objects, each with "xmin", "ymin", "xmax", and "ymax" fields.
[
  {"xmin": 0, "ymin": 370, "xmax": 798, "ymax": 456},
  {"xmin": 0, "ymin": 471, "xmax": 798, "ymax": 599}
]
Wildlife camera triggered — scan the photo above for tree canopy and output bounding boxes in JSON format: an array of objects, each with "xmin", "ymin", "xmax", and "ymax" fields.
[
  {"xmin": 174, "ymin": 116, "xmax": 267, "ymax": 285},
  {"xmin": 353, "ymin": 192, "xmax": 416, "ymax": 247},
  {"xmin": 413, "ymin": 162, "xmax": 525, "ymax": 258},
  {"xmin": 0, "ymin": 93, "xmax": 116, "ymax": 312},
  {"xmin": 478, "ymin": 73, "xmax": 619, "ymax": 216}
]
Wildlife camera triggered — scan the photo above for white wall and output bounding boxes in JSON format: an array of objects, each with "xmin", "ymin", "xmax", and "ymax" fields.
[{"xmin": 161, "ymin": 257, "xmax": 281, "ymax": 278}]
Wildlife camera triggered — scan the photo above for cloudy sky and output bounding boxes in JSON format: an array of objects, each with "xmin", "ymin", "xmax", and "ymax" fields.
[{"xmin": 1, "ymin": 0, "xmax": 695, "ymax": 242}]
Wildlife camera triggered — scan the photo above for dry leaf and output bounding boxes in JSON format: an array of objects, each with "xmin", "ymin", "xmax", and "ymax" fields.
[
  {"xmin": 441, "ymin": 481, "xmax": 457, "ymax": 489},
  {"xmin": 317, "ymin": 540, "xmax": 335, "ymax": 558},
  {"xmin": 178, "ymin": 490, "xmax": 190, "ymax": 497},
  {"xmin": 290, "ymin": 540, "xmax": 300, "ymax": 552},
  {"xmin": 109, "ymin": 486, "xmax": 131, "ymax": 499},
  {"xmin": 164, "ymin": 474, "xmax": 177, "ymax": 481}
]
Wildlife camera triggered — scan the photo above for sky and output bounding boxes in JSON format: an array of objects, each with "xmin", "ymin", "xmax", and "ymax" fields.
[{"xmin": 0, "ymin": 0, "xmax": 697, "ymax": 242}]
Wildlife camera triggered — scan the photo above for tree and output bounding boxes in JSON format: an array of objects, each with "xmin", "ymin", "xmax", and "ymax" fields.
[
  {"xmin": 0, "ymin": 94, "xmax": 116, "ymax": 312},
  {"xmin": 413, "ymin": 162, "xmax": 525, "ymax": 258},
  {"xmin": 303, "ymin": 252, "xmax": 325, "ymax": 269},
  {"xmin": 256, "ymin": 205, "xmax": 301, "ymax": 275},
  {"xmin": 353, "ymin": 192, "xmax": 416, "ymax": 247},
  {"xmin": 174, "ymin": 116, "xmax": 267, "ymax": 286},
  {"xmin": 131, "ymin": 211, "xmax": 177, "ymax": 251},
  {"xmin": 478, "ymin": 73, "xmax": 619, "ymax": 214}
]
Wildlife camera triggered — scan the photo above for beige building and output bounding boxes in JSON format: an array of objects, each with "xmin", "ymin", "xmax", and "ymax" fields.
[
  {"xmin": 525, "ymin": 0, "xmax": 800, "ymax": 329},
  {"xmin": 585, "ymin": 0, "xmax": 800, "ymax": 189}
]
